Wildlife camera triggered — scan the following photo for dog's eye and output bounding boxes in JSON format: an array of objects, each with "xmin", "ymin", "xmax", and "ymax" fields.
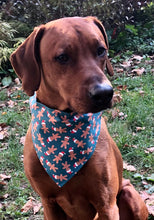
[
  {"xmin": 55, "ymin": 53, "xmax": 69, "ymax": 64},
  {"xmin": 97, "ymin": 47, "xmax": 106, "ymax": 57}
]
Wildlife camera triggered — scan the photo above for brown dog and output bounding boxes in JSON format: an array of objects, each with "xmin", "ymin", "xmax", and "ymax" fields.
[{"xmin": 10, "ymin": 17, "xmax": 148, "ymax": 220}]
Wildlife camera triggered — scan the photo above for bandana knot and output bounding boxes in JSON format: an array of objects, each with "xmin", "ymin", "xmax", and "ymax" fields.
[{"xmin": 30, "ymin": 94, "xmax": 102, "ymax": 187}]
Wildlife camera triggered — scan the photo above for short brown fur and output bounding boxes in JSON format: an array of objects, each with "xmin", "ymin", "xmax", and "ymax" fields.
[{"xmin": 10, "ymin": 17, "xmax": 148, "ymax": 220}]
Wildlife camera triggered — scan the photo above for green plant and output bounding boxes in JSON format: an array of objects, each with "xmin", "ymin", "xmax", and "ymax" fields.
[{"xmin": 0, "ymin": 16, "xmax": 25, "ymax": 81}]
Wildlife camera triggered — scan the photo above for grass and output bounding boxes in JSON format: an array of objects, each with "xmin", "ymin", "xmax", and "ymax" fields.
[{"xmin": 0, "ymin": 53, "xmax": 153, "ymax": 219}]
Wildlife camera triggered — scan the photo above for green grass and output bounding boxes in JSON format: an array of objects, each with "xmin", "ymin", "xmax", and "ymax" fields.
[{"xmin": 0, "ymin": 54, "xmax": 153, "ymax": 219}]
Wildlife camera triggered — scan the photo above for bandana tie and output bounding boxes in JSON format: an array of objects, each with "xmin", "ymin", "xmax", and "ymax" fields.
[{"xmin": 30, "ymin": 94, "xmax": 102, "ymax": 187}]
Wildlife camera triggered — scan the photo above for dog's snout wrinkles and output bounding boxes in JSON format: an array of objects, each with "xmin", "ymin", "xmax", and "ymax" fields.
[{"xmin": 89, "ymin": 84, "xmax": 113, "ymax": 106}]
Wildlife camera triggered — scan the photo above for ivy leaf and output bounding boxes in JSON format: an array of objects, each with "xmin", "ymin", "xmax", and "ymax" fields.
[
  {"xmin": 2, "ymin": 76, "xmax": 12, "ymax": 86},
  {"xmin": 133, "ymin": 173, "xmax": 143, "ymax": 180},
  {"xmin": 146, "ymin": 174, "xmax": 154, "ymax": 182}
]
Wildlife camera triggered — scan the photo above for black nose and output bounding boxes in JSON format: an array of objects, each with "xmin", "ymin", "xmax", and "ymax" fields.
[{"xmin": 89, "ymin": 84, "xmax": 113, "ymax": 107}]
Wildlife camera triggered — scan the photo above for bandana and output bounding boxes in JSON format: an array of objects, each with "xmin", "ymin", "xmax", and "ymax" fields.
[{"xmin": 30, "ymin": 94, "xmax": 102, "ymax": 187}]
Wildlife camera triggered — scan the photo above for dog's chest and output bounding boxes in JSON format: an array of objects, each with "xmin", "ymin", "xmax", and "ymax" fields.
[{"xmin": 29, "ymin": 94, "xmax": 102, "ymax": 187}]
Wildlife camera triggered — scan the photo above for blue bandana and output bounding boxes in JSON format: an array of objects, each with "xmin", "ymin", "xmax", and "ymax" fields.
[{"xmin": 30, "ymin": 94, "xmax": 102, "ymax": 187}]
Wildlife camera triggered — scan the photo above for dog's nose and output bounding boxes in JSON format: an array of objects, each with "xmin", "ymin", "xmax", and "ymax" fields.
[{"xmin": 89, "ymin": 84, "xmax": 113, "ymax": 106}]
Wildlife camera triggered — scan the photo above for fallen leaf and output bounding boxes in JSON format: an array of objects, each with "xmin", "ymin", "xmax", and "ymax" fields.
[
  {"xmin": 21, "ymin": 198, "xmax": 42, "ymax": 214},
  {"xmin": 123, "ymin": 161, "xmax": 136, "ymax": 171},
  {"xmin": 111, "ymin": 108, "xmax": 119, "ymax": 119},
  {"xmin": 124, "ymin": 144, "xmax": 130, "ymax": 147},
  {"xmin": 146, "ymin": 147, "xmax": 154, "ymax": 153},
  {"xmin": 118, "ymin": 112, "xmax": 127, "ymax": 119},
  {"xmin": 0, "ymin": 174, "xmax": 11, "ymax": 181},
  {"xmin": 20, "ymin": 136, "xmax": 25, "ymax": 145},
  {"xmin": 132, "ymin": 145, "xmax": 138, "ymax": 148},
  {"xmin": 116, "ymin": 85, "xmax": 127, "ymax": 91},
  {"xmin": 0, "ymin": 126, "xmax": 9, "ymax": 140},
  {"xmin": 136, "ymin": 127, "xmax": 146, "ymax": 132},
  {"xmin": 33, "ymin": 202, "xmax": 42, "ymax": 215},
  {"xmin": 0, "ymin": 123, "xmax": 7, "ymax": 129},
  {"xmin": 115, "ymin": 68, "xmax": 124, "ymax": 73},
  {"xmin": 0, "ymin": 103, "xmax": 6, "ymax": 108},
  {"xmin": 120, "ymin": 61, "xmax": 132, "ymax": 68},
  {"xmin": 0, "ymin": 193, "xmax": 9, "ymax": 200},
  {"xmin": 132, "ymin": 55, "xmax": 143, "ymax": 61},
  {"xmin": 140, "ymin": 191, "xmax": 154, "ymax": 216},
  {"xmin": 1, "ymin": 112, "xmax": 7, "ymax": 115},
  {"xmin": 21, "ymin": 199, "xmax": 33, "ymax": 213},
  {"xmin": 23, "ymin": 100, "xmax": 29, "ymax": 104},
  {"xmin": 113, "ymin": 92, "xmax": 122, "ymax": 104},
  {"xmin": 132, "ymin": 67, "xmax": 145, "ymax": 76},
  {"xmin": 139, "ymin": 90, "xmax": 145, "ymax": 96},
  {"xmin": 7, "ymin": 100, "xmax": 16, "ymax": 108},
  {"xmin": 0, "ymin": 181, "xmax": 7, "ymax": 186},
  {"xmin": 14, "ymin": 78, "xmax": 21, "ymax": 85}
]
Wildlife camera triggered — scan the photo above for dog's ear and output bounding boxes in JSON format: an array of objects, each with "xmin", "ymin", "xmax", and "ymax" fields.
[
  {"xmin": 85, "ymin": 17, "xmax": 114, "ymax": 76},
  {"xmin": 10, "ymin": 25, "xmax": 45, "ymax": 96}
]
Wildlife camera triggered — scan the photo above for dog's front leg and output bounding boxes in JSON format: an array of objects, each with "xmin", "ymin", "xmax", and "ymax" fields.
[
  {"xmin": 42, "ymin": 198, "xmax": 68, "ymax": 220},
  {"xmin": 94, "ymin": 204, "xmax": 119, "ymax": 220}
]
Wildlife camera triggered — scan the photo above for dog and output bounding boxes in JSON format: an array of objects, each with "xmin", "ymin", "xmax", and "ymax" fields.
[{"xmin": 10, "ymin": 17, "xmax": 148, "ymax": 220}]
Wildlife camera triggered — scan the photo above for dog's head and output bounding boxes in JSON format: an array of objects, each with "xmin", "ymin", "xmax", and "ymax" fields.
[{"xmin": 10, "ymin": 17, "xmax": 114, "ymax": 113}]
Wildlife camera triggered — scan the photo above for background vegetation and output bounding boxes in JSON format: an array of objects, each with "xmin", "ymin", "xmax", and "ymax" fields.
[{"xmin": 0, "ymin": 0, "xmax": 153, "ymax": 219}]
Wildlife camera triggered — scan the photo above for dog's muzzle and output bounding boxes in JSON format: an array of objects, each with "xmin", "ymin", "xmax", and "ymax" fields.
[{"xmin": 89, "ymin": 83, "xmax": 113, "ymax": 110}]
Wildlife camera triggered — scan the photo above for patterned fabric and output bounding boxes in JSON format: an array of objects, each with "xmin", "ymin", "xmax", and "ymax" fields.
[{"xmin": 30, "ymin": 94, "xmax": 102, "ymax": 187}]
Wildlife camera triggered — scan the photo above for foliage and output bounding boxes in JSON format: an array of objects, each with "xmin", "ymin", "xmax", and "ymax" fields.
[
  {"xmin": 0, "ymin": 1, "xmax": 153, "ymax": 79},
  {"xmin": 109, "ymin": 2, "xmax": 154, "ymax": 54},
  {"xmin": 0, "ymin": 15, "xmax": 25, "ymax": 81},
  {"xmin": 1, "ymin": 0, "xmax": 152, "ymax": 29}
]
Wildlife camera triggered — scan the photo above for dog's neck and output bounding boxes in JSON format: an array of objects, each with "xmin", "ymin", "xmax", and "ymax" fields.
[
  {"xmin": 29, "ymin": 93, "xmax": 102, "ymax": 187},
  {"xmin": 36, "ymin": 89, "xmax": 70, "ymax": 112}
]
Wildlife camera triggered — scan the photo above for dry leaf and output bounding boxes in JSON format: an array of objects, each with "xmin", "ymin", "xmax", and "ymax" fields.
[
  {"xmin": 146, "ymin": 147, "xmax": 154, "ymax": 153},
  {"xmin": 132, "ymin": 55, "xmax": 143, "ymax": 61},
  {"xmin": 0, "ymin": 127, "xmax": 9, "ymax": 140},
  {"xmin": 136, "ymin": 127, "xmax": 146, "ymax": 132},
  {"xmin": 123, "ymin": 161, "xmax": 136, "ymax": 171},
  {"xmin": 21, "ymin": 199, "xmax": 33, "ymax": 213},
  {"xmin": 111, "ymin": 108, "xmax": 119, "ymax": 119},
  {"xmin": 120, "ymin": 61, "xmax": 132, "ymax": 68},
  {"xmin": 1, "ymin": 112, "xmax": 7, "ymax": 115},
  {"xmin": 118, "ymin": 112, "xmax": 127, "ymax": 119},
  {"xmin": 116, "ymin": 85, "xmax": 127, "ymax": 91},
  {"xmin": 132, "ymin": 67, "xmax": 145, "ymax": 75},
  {"xmin": 0, "ymin": 103, "xmax": 6, "ymax": 108},
  {"xmin": 0, "ymin": 193, "xmax": 9, "ymax": 199},
  {"xmin": 113, "ymin": 92, "xmax": 122, "ymax": 104},
  {"xmin": 7, "ymin": 100, "xmax": 16, "ymax": 108},
  {"xmin": 0, "ymin": 174, "xmax": 11, "ymax": 181},
  {"xmin": 20, "ymin": 136, "xmax": 25, "ymax": 145},
  {"xmin": 0, "ymin": 181, "xmax": 7, "ymax": 186},
  {"xmin": 14, "ymin": 78, "xmax": 21, "ymax": 85},
  {"xmin": 132, "ymin": 145, "xmax": 138, "ymax": 149},
  {"xmin": 140, "ymin": 191, "xmax": 154, "ymax": 216},
  {"xmin": 21, "ymin": 198, "xmax": 42, "ymax": 214},
  {"xmin": 115, "ymin": 68, "xmax": 124, "ymax": 73},
  {"xmin": 23, "ymin": 100, "xmax": 29, "ymax": 104},
  {"xmin": 33, "ymin": 202, "xmax": 42, "ymax": 215},
  {"xmin": 139, "ymin": 90, "xmax": 145, "ymax": 96}
]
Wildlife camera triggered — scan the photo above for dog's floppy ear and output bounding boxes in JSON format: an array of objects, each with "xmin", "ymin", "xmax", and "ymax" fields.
[
  {"xmin": 86, "ymin": 17, "xmax": 114, "ymax": 76},
  {"xmin": 10, "ymin": 25, "xmax": 45, "ymax": 96}
]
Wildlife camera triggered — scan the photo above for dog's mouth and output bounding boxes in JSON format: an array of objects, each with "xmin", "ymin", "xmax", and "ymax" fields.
[{"xmin": 65, "ymin": 95, "xmax": 113, "ymax": 114}]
